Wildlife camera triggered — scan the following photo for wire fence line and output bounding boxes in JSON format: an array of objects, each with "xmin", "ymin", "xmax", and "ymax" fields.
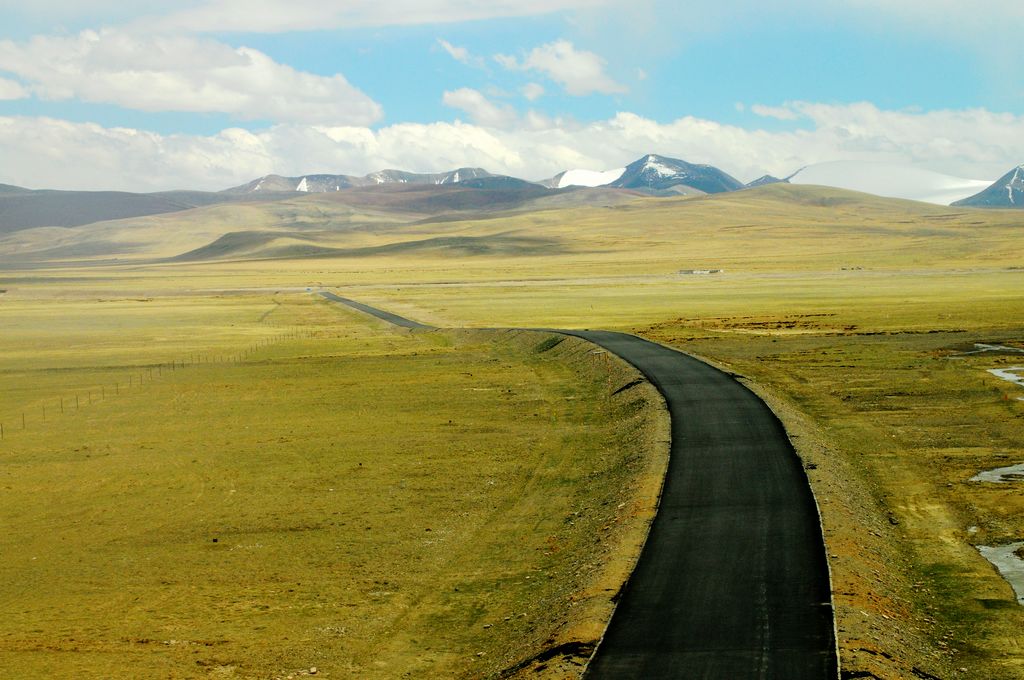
[{"xmin": 0, "ymin": 327, "xmax": 316, "ymax": 442}]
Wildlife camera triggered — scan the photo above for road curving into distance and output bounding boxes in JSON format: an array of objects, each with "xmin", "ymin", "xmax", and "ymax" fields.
[
  {"xmin": 320, "ymin": 292, "xmax": 838, "ymax": 679},
  {"xmin": 564, "ymin": 330, "xmax": 837, "ymax": 679}
]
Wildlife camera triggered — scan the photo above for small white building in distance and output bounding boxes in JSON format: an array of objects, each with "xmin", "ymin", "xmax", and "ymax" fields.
[{"xmin": 679, "ymin": 269, "xmax": 723, "ymax": 275}]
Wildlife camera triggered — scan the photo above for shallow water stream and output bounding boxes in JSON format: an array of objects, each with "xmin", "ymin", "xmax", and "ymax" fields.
[
  {"xmin": 977, "ymin": 543, "xmax": 1024, "ymax": 605},
  {"xmin": 987, "ymin": 366, "xmax": 1024, "ymax": 400},
  {"xmin": 970, "ymin": 463, "xmax": 1024, "ymax": 483}
]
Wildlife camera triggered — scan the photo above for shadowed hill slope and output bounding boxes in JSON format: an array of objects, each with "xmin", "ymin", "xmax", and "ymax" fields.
[
  {"xmin": 170, "ymin": 231, "xmax": 566, "ymax": 262},
  {"xmin": 0, "ymin": 185, "xmax": 286, "ymax": 235},
  {"xmin": 1, "ymin": 183, "xmax": 1020, "ymax": 270}
]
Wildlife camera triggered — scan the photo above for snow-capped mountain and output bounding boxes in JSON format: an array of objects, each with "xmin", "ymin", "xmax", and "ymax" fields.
[
  {"xmin": 229, "ymin": 174, "xmax": 355, "ymax": 193},
  {"xmin": 952, "ymin": 165, "xmax": 1024, "ymax": 208},
  {"xmin": 225, "ymin": 168, "xmax": 494, "ymax": 194},
  {"xmin": 362, "ymin": 168, "xmax": 493, "ymax": 186},
  {"xmin": 608, "ymin": 154, "xmax": 745, "ymax": 194},
  {"xmin": 222, "ymin": 156, "xmax": 1014, "ymax": 207},
  {"xmin": 787, "ymin": 161, "xmax": 992, "ymax": 205}
]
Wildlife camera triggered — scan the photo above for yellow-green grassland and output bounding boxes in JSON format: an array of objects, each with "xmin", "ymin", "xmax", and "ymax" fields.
[
  {"xmin": 0, "ymin": 291, "xmax": 668, "ymax": 678},
  {"xmin": 1, "ymin": 182, "xmax": 1023, "ymax": 678}
]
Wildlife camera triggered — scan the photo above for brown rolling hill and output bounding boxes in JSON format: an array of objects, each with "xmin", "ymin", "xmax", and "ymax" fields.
[
  {"xmin": 0, "ymin": 184, "xmax": 291, "ymax": 235},
  {"xmin": 1, "ymin": 183, "xmax": 1015, "ymax": 269}
]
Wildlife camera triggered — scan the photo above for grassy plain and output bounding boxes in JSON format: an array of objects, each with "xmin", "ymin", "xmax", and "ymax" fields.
[
  {"xmin": 336, "ymin": 189, "xmax": 1024, "ymax": 679},
  {"xmin": 0, "ymin": 291, "xmax": 667, "ymax": 678},
  {"xmin": 2, "ymin": 183, "xmax": 1023, "ymax": 677}
]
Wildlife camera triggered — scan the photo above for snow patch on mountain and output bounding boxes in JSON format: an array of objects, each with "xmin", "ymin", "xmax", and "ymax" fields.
[
  {"xmin": 641, "ymin": 155, "xmax": 678, "ymax": 177},
  {"xmin": 788, "ymin": 161, "xmax": 992, "ymax": 205},
  {"xmin": 557, "ymin": 167, "xmax": 626, "ymax": 188},
  {"xmin": 1008, "ymin": 166, "xmax": 1023, "ymax": 204}
]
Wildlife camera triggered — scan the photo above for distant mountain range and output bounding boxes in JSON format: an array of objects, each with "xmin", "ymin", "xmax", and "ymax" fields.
[
  {"xmin": 224, "ymin": 155, "xmax": 1022, "ymax": 208},
  {"xmin": 2, "ymin": 155, "xmax": 1022, "ymax": 236},
  {"xmin": 231, "ymin": 154, "xmax": 749, "ymax": 199},
  {"xmin": 224, "ymin": 167, "xmax": 496, "ymax": 194},
  {"xmin": 129, "ymin": 154, "xmax": 1024, "ymax": 210}
]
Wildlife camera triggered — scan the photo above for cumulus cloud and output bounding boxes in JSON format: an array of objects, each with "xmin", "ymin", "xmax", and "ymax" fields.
[
  {"xmin": 521, "ymin": 83, "xmax": 546, "ymax": 101},
  {"xmin": 0, "ymin": 30, "xmax": 382, "ymax": 125},
  {"xmin": 437, "ymin": 39, "xmax": 472, "ymax": 65},
  {"xmin": 145, "ymin": 0, "xmax": 612, "ymax": 33},
  {"xmin": 2, "ymin": 103, "xmax": 1022, "ymax": 192},
  {"xmin": 751, "ymin": 104, "xmax": 800, "ymax": 121},
  {"xmin": 496, "ymin": 40, "xmax": 626, "ymax": 96},
  {"xmin": 437, "ymin": 39, "xmax": 486, "ymax": 69},
  {"xmin": 442, "ymin": 88, "xmax": 518, "ymax": 128},
  {"xmin": 0, "ymin": 77, "xmax": 28, "ymax": 100},
  {"xmin": 0, "ymin": 116, "xmax": 276, "ymax": 191}
]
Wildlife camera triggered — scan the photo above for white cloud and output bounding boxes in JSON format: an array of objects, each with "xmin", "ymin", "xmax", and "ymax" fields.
[
  {"xmin": 442, "ymin": 88, "xmax": 517, "ymax": 128},
  {"xmin": 0, "ymin": 116, "xmax": 276, "ymax": 191},
  {"xmin": 843, "ymin": 0, "xmax": 1024, "ymax": 33},
  {"xmin": 0, "ymin": 77, "xmax": 28, "ymax": 100},
  {"xmin": 437, "ymin": 39, "xmax": 484, "ymax": 68},
  {"xmin": 145, "ymin": 0, "xmax": 612, "ymax": 33},
  {"xmin": 4, "ymin": 0, "xmax": 1020, "ymax": 36},
  {"xmin": 496, "ymin": 40, "xmax": 626, "ymax": 96},
  {"xmin": 493, "ymin": 54, "xmax": 517, "ymax": 71},
  {"xmin": 1, "ymin": 103, "xmax": 1022, "ymax": 192},
  {"xmin": 0, "ymin": 1, "xmax": 181, "ymax": 16},
  {"xmin": 438, "ymin": 39, "xmax": 469, "ymax": 64},
  {"xmin": 751, "ymin": 104, "xmax": 800, "ymax": 121},
  {"xmin": 0, "ymin": 30, "xmax": 382, "ymax": 125},
  {"xmin": 521, "ymin": 83, "xmax": 545, "ymax": 101}
]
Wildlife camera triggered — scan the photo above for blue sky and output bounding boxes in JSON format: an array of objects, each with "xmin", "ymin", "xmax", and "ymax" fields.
[{"xmin": 0, "ymin": 1, "xmax": 1022, "ymax": 191}]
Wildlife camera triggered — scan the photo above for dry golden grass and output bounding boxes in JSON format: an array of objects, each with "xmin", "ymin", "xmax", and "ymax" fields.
[
  {"xmin": 2, "ymin": 183, "xmax": 1023, "ymax": 677},
  {"xmin": 0, "ymin": 293, "xmax": 667, "ymax": 678}
]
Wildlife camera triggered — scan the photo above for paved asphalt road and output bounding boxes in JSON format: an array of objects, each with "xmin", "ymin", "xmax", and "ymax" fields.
[
  {"xmin": 319, "ymin": 292, "xmax": 433, "ymax": 329},
  {"xmin": 565, "ymin": 331, "xmax": 837, "ymax": 679},
  {"xmin": 320, "ymin": 293, "xmax": 838, "ymax": 678}
]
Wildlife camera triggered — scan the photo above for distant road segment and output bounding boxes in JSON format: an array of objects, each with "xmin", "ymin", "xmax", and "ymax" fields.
[{"xmin": 319, "ymin": 291, "xmax": 434, "ymax": 329}]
